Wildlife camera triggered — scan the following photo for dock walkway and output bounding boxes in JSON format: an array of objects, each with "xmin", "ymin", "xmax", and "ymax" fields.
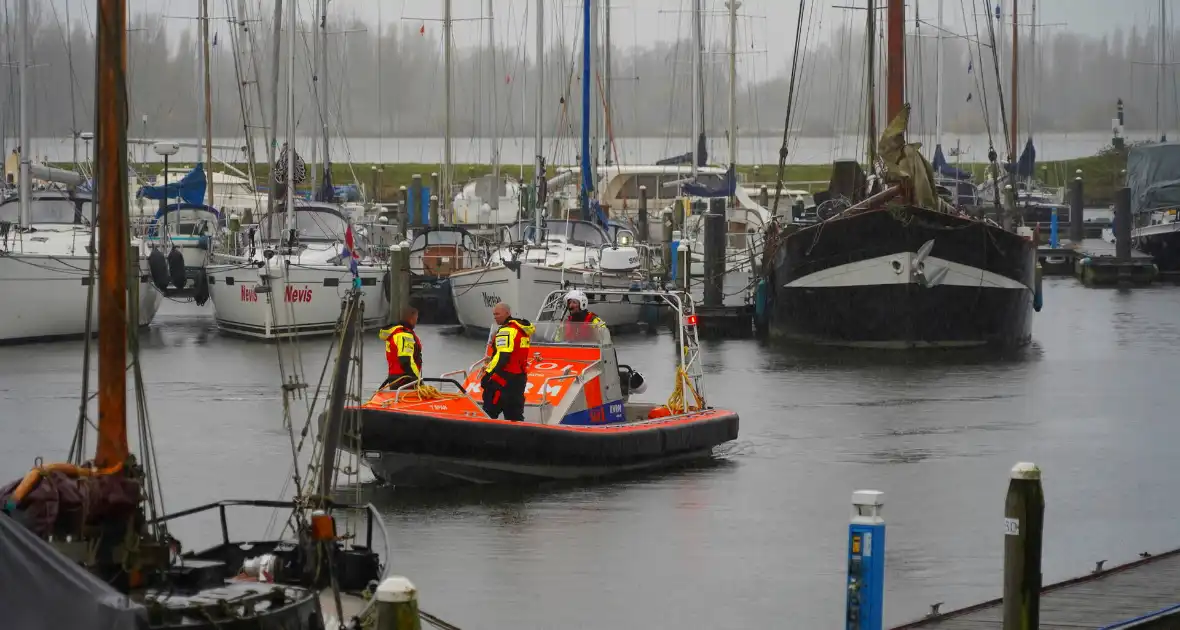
[{"xmin": 892, "ymin": 549, "xmax": 1180, "ymax": 629}]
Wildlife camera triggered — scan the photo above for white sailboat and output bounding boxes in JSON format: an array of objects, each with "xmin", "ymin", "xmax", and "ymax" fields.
[
  {"xmin": 449, "ymin": 219, "xmax": 644, "ymax": 333},
  {"xmin": 205, "ymin": 0, "xmax": 388, "ymax": 340},
  {"xmin": 0, "ymin": 0, "xmax": 159, "ymax": 343}
]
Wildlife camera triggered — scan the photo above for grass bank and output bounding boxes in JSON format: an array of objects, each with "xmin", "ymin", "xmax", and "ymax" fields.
[{"xmin": 128, "ymin": 144, "xmax": 1132, "ymax": 205}]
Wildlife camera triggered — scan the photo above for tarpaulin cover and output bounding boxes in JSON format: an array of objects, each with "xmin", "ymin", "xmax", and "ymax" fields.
[
  {"xmin": 931, "ymin": 144, "xmax": 971, "ymax": 180},
  {"xmin": 1127, "ymin": 142, "xmax": 1180, "ymax": 213},
  {"xmin": 0, "ymin": 512, "xmax": 148, "ymax": 630},
  {"xmin": 136, "ymin": 163, "xmax": 207, "ymax": 206}
]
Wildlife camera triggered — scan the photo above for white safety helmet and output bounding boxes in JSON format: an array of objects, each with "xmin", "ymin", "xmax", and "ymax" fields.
[{"xmin": 564, "ymin": 289, "xmax": 588, "ymax": 310}]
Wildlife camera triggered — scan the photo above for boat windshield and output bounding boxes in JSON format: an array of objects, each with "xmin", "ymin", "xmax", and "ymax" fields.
[
  {"xmin": 0, "ymin": 198, "xmax": 92, "ymax": 225},
  {"xmin": 523, "ymin": 220, "xmax": 609, "ymax": 248},
  {"xmin": 260, "ymin": 207, "xmax": 348, "ymax": 242},
  {"xmin": 531, "ymin": 321, "xmax": 613, "ymax": 347},
  {"xmin": 150, "ymin": 208, "xmax": 219, "ymax": 237}
]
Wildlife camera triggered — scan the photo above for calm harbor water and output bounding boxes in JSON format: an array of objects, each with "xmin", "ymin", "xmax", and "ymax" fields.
[{"xmin": 2, "ymin": 278, "xmax": 1179, "ymax": 628}]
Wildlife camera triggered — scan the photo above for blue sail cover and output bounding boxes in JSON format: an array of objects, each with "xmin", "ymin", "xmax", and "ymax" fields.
[
  {"xmin": 656, "ymin": 133, "xmax": 710, "ymax": 167},
  {"xmin": 1004, "ymin": 137, "xmax": 1036, "ymax": 177},
  {"xmin": 932, "ymin": 144, "xmax": 971, "ymax": 180},
  {"xmin": 1127, "ymin": 142, "xmax": 1180, "ymax": 213},
  {"xmin": 682, "ymin": 164, "xmax": 738, "ymax": 198},
  {"xmin": 136, "ymin": 163, "xmax": 207, "ymax": 205}
]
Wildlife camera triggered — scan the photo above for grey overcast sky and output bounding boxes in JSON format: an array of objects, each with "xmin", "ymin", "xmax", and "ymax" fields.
[{"xmin": 49, "ymin": 0, "xmax": 1147, "ymax": 79}]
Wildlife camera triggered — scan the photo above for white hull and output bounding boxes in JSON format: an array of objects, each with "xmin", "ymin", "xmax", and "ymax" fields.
[
  {"xmin": 0, "ymin": 254, "xmax": 162, "ymax": 343},
  {"xmin": 206, "ymin": 257, "xmax": 389, "ymax": 339},
  {"xmin": 449, "ymin": 263, "xmax": 642, "ymax": 333}
]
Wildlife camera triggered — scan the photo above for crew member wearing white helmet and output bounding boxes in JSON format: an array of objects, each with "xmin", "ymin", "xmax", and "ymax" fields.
[{"xmin": 560, "ymin": 289, "xmax": 605, "ymax": 342}]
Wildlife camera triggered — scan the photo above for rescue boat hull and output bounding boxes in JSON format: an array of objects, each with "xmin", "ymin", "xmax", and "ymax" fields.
[{"xmin": 350, "ymin": 407, "xmax": 738, "ymax": 488}]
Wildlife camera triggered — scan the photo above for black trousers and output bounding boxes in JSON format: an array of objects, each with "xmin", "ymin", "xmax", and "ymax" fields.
[
  {"xmin": 380, "ymin": 374, "xmax": 416, "ymax": 390},
  {"xmin": 482, "ymin": 372, "xmax": 527, "ymax": 421}
]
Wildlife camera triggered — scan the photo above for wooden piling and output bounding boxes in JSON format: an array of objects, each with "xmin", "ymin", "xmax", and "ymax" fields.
[
  {"xmin": 410, "ymin": 174, "xmax": 423, "ymax": 227},
  {"xmin": 370, "ymin": 165, "xmax": 379, "ymax": 203},
  {"xmin": 1114, "ymin": 186, "xmax": 1132, "ymax": 262},
  {"xmin": 703, "ymin": 198, "xmax": 726, "ymax": 307},
  {"xmin": 429, "ymin": 195, "xmax": 439, "ymax": 228},
  {"xmin": 661, "ymin": 210, "xmax": 674, "ymax": 281},
  {"xmin": 759, "ymin": 185, "xmax": 769, "ymax": 210},
  {"xmin": 638, "ymin": 185, "xmax": 650, "ymax": 243},
  {"xmin": 431, "ymin": 171, "xmax": 441, "ymax": 221},
  {"xmin": 1068, "ymin": 170, "xmax": 1084, "ymax": 244},
  {"xmin": 388, "ymin": 243, "xmax": 404, "ymax": 323},
  {"xmin": 1002, "ymin": 462, "xmax": 1045, "ymax": 630},
  {"xmin": 375, "ymin": 576, "xmax": 421, "ymax": 630}
]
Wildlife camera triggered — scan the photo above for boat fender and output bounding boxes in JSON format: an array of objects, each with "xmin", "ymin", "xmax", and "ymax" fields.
[
  {"xmin": 166, "ymin": 246, "xmax": 187, "ymax": 289},
  {"xmin": 382, "ymin": 269, "xmax": 393, "ymax": 301},
  {"xmin": 1033, "ymin": 263, "xmax": 1043, "ymax": 312},
  {"xmin": 193, "ymin": 268, "xmax": 210, "ymax": 306},
  {"xmin": 147, "ymin": 246, "xmax": 170, "ymax": 291}
]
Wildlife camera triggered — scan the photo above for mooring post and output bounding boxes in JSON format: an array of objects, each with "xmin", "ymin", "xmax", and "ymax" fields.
[
  {"xmin": 1068, "ymin": 170, "xmax": 1084, "ymax": 244},
  {"xmin": 370, "ymin": 165, "xmax": 379, "ymax": 204},
  {"xmin": 1114, "ymin": 186, "xmax": 1132, "ymax": 262},
  {"xmin": 661, "ymin": 210, "xmax": 674, "ymax": 281},
  {"xmin": 759, "ymin": 185, "xmax": 769, "ymax": 210},
  {"xmin": 387, "ymin": 242, "xmax": 403, "ymax": 322},
  {"xmin": 676, "ymin": 239, "xmax": 690, "ymax": 291},
  {"xmin": 429, "ymin": 194, "xmax": 440, "ymax": 228},
  {"xmin": 638, "ymin": 185, "xmax": 650, "ymax": 243},
  {"xmin": 846, "ymin": 490, "xmax": 885, "ymax": 630},
  {"xmin": 703, "ymin": 198, "xmax": 726, "ymax": 307},
  {"xmin": 1002, "ymin": 184, "xmax": 1015, "ymax": 232},
  {"xmin": 431, "ymin": 171, "xmax": 441, "ymax": 221},
  {"xmin": 410, "ymin": 174, "xmax": 423, "ymax": 227},
  {"xmin": 375, "ymin": 576, "xmax": 421, "ymax": 630},
  {"xmin": 1002, "ymin": 462, "xmax": 1045, "ymax": 630}
]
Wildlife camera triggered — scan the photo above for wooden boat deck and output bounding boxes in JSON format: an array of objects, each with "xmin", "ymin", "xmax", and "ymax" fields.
[{"xmin": 892, "ymin": 549, "xmax": 1180, "ymax": 629}]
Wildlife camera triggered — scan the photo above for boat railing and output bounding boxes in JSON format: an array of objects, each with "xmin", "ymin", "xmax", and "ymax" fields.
[{"xmin": 537, "ymin": 372, "xmax": 587, "ymax": 424}]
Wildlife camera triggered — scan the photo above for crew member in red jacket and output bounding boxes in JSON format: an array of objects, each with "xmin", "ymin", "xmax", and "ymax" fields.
[
  {"xmin": 378, "ymin": 307, "xmax": 423, "ymax": 390},
  {"xmin": 482, "ymin": 302, "xmax": 535, "ymax": 421}
]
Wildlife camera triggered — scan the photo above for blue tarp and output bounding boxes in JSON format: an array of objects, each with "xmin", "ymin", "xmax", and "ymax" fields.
[
  {"xmin": 1126, "ymin": 142, "xmax": 1180, "ymax": 213},
  {"xmin": 932, "ymin": 144, "xmax": 971, "ymax": 180},
  {"xmin": 136, "ymin": 163, "xmax": 207, "ymax": 205},
  {"xmin": 682, "ymin": 164, "xmax": 737, "ymax": 198},
  {"xmin": 407, "ymin": 186, "xmax": 432, "ymax": 224}
]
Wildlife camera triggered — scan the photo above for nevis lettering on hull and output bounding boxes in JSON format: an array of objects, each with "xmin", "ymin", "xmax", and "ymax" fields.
[
  {"xmin": 240, "ymin": 285, "xmax": 257, "ymax": 302},
  {"xmin": 284, "ymin": 285, "xmax": 313, "ymax": 303},
  {"xmin": 481, "ymin": 292, "xmax": 501, "ymax": 307}
]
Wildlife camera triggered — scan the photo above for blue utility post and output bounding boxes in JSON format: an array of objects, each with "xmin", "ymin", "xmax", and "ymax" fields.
[
  {"xmin": 846, "ymin": 490, "xmax": 885, "ymax": 630},
  {"xmin": 1050, "ymin": 207, "xmax": 1059, "ymax": 249}
]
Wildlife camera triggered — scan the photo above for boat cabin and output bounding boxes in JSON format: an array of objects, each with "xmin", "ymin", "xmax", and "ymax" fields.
[
  {"xmin": 0, "ymin": 192, "xmax": 94, "ymax": 226},
  {"xmin": 146, "ymin": 202, "xmax": 221, "ymax": 240},
  {"xmin": 259, "ymin": 202, "xmax": 354, "ymax": 244},
  {"xmin": 408, "ymin": 226, "xmax": 482, "ymax": 279}
]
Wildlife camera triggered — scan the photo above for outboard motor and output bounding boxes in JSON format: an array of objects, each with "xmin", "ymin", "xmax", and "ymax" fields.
[
  {"xmin": 147, "ymin": 246, "xmax": 170, "ymax": 291},
  {"xmin": 166, "ymin": 246, "xmax": 186, "ymax": 290}
]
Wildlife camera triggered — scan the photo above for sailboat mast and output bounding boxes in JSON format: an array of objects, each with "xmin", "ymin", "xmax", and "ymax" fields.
[
  {"xmin": 690, "ymin": 0, "xmax": 702, "ymax": 179},
  {"xmin": 264, "ymin": 0, "xmax": 282, "ymax": 215},
  {"xmin": 533, "ymin": 0, "xmax": 545, "ymax": 235},
  {"xmin": 866, "ymin": 0, "xmax": 877, "ymax": 167},
  {"xmin": 727, "ymin": 0, "xmax": 739, "ymax": 173},
  {"xmin": 488, "ymin": 0, "xmax": 500, "ymax": 212},
  {"xmin": 284, "ymin": 0, "xmax": 297, "ymax": 233},
  {"xmin": 885, "ymin": 0, "xmax": 905, "ymax": 124},
  {"xmin": 934, "ymin": 0, "xmax": 944, "ymax": 148},
  {"xmin": 201, "ymin": 0, "xmax": 215, "ymax": 206},
  {"xmin": 1159, "ymin": 0, "xmax": 1167, "ymax": 142},
  {"xmin": 602, "ymin": 0, "xmax": 612, "ymax": 164},
  {"xmin": 444, "ymin": 0, "xmax": 453, "ymax": 218},
  {"xmin": 1010, "ymin": 0, "xmax": 1018, "ymax": 162},
  {"xmin": 319, "ymin": 0, "xmax": 330, "ymax": 189},
  {"xmin": 95, "ymin": 0, "xmax": 130, "ymax": 469},
  {"xmin": 579, "ymin": 0, "xmax": 592, "ymax": 213},
  {"xmin": 17, "ymin": 0, "xmax": 29, "ymax": 226},
  {"xmin": 590, "ymin": 0, "xmax": 601, "ymax": 180}
]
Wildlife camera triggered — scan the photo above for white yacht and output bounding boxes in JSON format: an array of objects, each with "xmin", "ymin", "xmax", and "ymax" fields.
[
  {"xmin": 0, "ymin": 192, "xmax": 161, "ymax": 343},
  {"xmin": 449, "ymin": 219, "xmax": 646, "ymax": 334},
  {"xmin": 205, "ymin": 201, "xmax": 389, "ymax": 339}
]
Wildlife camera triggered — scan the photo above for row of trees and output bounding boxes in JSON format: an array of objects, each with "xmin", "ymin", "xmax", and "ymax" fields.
[{"xmin": 0, "ymin": 7, "xmax": 1173, "ymax": 142}]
